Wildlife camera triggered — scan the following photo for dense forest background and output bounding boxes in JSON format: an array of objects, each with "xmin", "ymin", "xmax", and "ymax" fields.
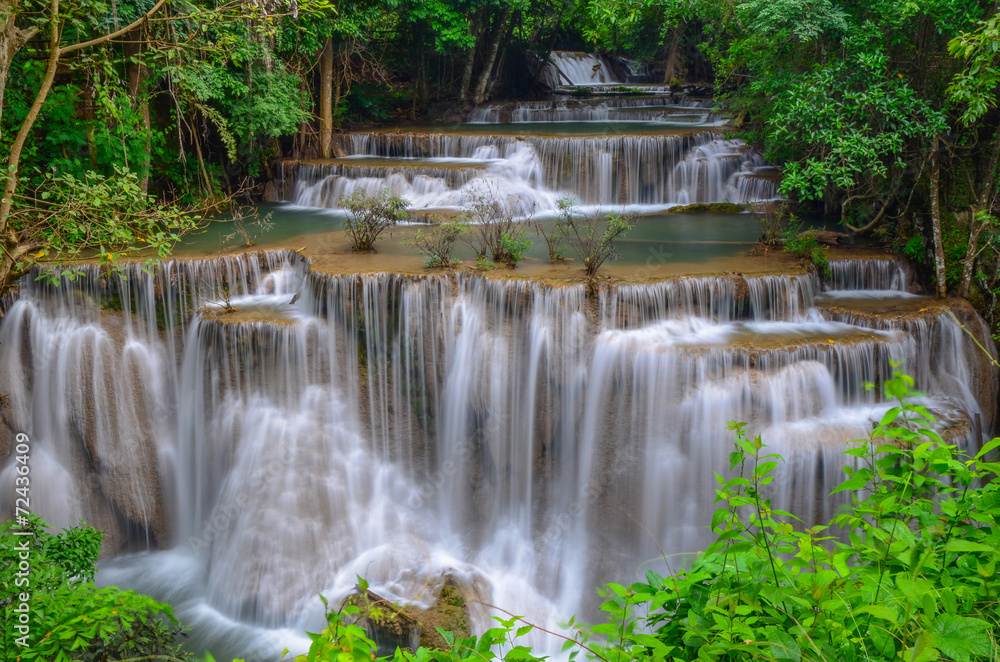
[{"xmin": 3, "ymin": 0, "xmax": 1000, "ymax": 331}]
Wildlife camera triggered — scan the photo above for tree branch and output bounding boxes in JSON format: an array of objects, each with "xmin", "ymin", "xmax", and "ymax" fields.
[{"xmin": 60, "ymin": 0, "xmax": 167, "ymax": 55}]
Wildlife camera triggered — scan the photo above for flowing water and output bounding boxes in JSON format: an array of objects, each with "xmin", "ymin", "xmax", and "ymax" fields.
[
  {"xmin": 2, "ymin": 88, "xmax": 998, "ymax": 661},
  {"xmin": 0, "ymin": 251, "xmax": 996, "ymax": 660},
  {"xmin": 277, "ymin": 91, "xmax": 776, "ymax": 214}
]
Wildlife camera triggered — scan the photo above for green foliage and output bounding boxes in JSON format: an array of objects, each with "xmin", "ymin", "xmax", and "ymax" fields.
[
  {"xmin": 581, "ymin": 365, "xmax": 1000, "ymax": 662},
  {"xmin": 949, "ymin": 14, "xmax": 1000, "ymax": 124},
  {"xmin": 340, "ymin": 188, "xmax": 410, "ymax": 252},
  {"xmin": 770, "ymin": 48, "xmax": 946, "ymax": 201},
  {"xmin": 10, "ymin": 165, "xmax": 202, "ymax": 282},
  {"xmin": 499, "ymin": 229, "xmax": 532, "ymax": 266},
  {"xmin": 555, "ymin": 196, "xmax": 634, "ymax": 293},
  {"xmin": 781, "ymin": 221, "xmax": 831, "ymax": 276},
  {"xmin": 284, "ymin": 598, "xmax": 544, "ymax": 662},
  {"xmin": 475, "ymin": 256, "xmax": 500, "ymax": 271},
  {"xmin": 404, "ymin": 217, "xmax": 466, "ymax": 268},
  {"xmin": 459, "ymin": 193, "xmax": 533, "ymax": 268},
  {"xmin": 904, "ymin": 235, "xmax": 927, "ymax": 265},
  {"xmin": 1, "ymin": 516, "xmax": 191, "ymax": 661}
]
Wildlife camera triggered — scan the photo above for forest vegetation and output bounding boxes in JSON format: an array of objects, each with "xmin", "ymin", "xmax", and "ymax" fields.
[
  {"xmin": 3, "ymin": 1, "xmax": 1000, "ymax": 660},
  {"xmin": 0, "ymin": 0, "xmax": 999, "ymax": 329}
]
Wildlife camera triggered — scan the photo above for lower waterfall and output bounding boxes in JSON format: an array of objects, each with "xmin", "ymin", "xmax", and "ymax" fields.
[{"xmin": 0, "ymin": 251, "xmax": 996, "ymax": 660}]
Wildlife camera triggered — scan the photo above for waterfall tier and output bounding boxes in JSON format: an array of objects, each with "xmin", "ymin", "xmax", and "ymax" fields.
[
  {"xmin": 468, "ymin": 97, "xmax": 720, "ymax": 124},
  {"xmin": 1, "ymin": 252, "xmax": 994, "ymax": 659},
  {"xmin": 282, "ymin": 131, "xmax": 777, "ymax": 211}
]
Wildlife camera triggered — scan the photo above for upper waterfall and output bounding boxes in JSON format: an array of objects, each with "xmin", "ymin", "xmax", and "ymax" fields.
[
  {"xmin": 281, "ymin": 130, "xmax": 777, "ymax": 212},
  {"xmin": 537, "ymin": 51, "xmax": 622, "ymax": 87}
]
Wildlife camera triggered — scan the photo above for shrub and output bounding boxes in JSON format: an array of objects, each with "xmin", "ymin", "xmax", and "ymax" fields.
[
  {"xmin": 752, "ymin": 201, "xmax": 788, "ymax": 245},
  {"xmin": 556, "ymin": 196, "xmax": 635, "ymax": 294},
  {"xmin": 535, "ymin": 220, "xmax": 567, "ymax": 261},
  {"xmin": 339, "ymin": 188, "xmax": 409, "ymax": 252},
  {"xmin": 404, "ymin": 218, "xmax": 466, "ymax": 268},
  {"xmin": 458, "ymin": 192, "xmax": 534, "ymax": 268},
  {"xmin": 0, "ymin": 516, "xmax": 192, "ymax": 661},
  {"xmin": 12, "ymin": 165, "xmax": 202, "ymax": 284},
  {"xmin": 584, "ymin": 364, "xmax": 1000, "ymax": 662},
  {"xmin": 782, "ymin": 219, "xmax": 831, "ymax": 277}
]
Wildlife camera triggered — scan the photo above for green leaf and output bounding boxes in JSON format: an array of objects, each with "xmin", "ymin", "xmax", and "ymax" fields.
[
  {"xmin": 768, "ymin": 630, "xmax": 801, "ymax": 662},
  {"xmin": 930, "ymin": 614, "xmax": 992, "ymax": 662},
  {"xmin": 855, "ymin": 604, "xmax": 897, "ymax": 623},
  {"xmin": 942, "ymin": 540, "xmax": 996, "ymax": 554}
]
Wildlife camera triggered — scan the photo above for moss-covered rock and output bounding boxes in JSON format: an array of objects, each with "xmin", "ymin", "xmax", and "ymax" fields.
[
  {"xmin": 668, "ymin": 202, "xmax": 745, "ymax": 214},
  {"xmin": 345, "ymin": 576, "xmax": 473, "ymax": 654}
]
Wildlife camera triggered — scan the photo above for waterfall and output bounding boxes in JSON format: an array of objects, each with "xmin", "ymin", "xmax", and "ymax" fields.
[
  {"xmin": 538, "ymin": 52, "xmax": 621, "ymax": 88},
  {"xmin": 825, "ymin": 258, "xmax": 913, "ymax": 291},
  {"xmin": 1, "ymin": 251, "xmax": 995, "ymax": 660},
  {"xmin": 287, "ymin": 132, "xmax": 777, "ymax": 211},
  {"xmin": 467, "ymin": 97, "xmax": 719, "ymax": 123}
]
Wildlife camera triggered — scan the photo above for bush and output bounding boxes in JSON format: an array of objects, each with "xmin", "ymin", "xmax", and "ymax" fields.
[
  {"xmin": 1, "ymin": 516, "xmax": 192, "ymax": 662},
  {"xmin": 11, "ymin": 165, "xmax": 202, "ymax": 284},
  {"xmin": 458, "ymin": 192, "xmax": 533, "ymax": 268},
  {"xmin": 781, "ymin": 220, "xmax": 831, "ymax": 277},
  {"xmin": 286, "ymin": 365, "xmax": 1000, "ymax": 662},
  {"xmin": 535, "ymin": 220, "xmax": 567, "ymax": 261},
  {"xmin": 339, "ymin": 188, "xmax": 410, "ymax": 252},
  {"xmin": 556, "ymin": 196, "xmax": 634, "ymax": 294},
  {"xmin": 404, "ymin": 218, "xmax": 466, "ymax": 268}
]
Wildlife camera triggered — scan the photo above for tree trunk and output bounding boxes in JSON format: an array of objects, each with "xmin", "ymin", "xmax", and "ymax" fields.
[
  {"xmin": 472, "ymin": 6, "xmax": 511, "ymax": 106},
  {"xmin": 0, "ymin": 2, "xmax": 18, "ymax": 131},
  {"xmin": 124, "ymin": 29, "xmax": 151, "ymax": 191},
  {"xmin": 459, "ymin": 8, "xmax": 482, "ymax": 102},
  {"xmin": 662, "ymin": 25, "xmax": 682, "ymax": 83},
  {"xmin": 929, "ymin": 136, "xmax": 948, "ymax": 299},
  {"xmin": 487, "ymin": 16, "xmax": 515, "ymax": 99},
  {"xmin": 0, "ymin": 1, "xmax": 60, "ymax": 291},
  {"xmin": 191, "ymin": 118, "xmax": 212, "ymax": 198},
  {"xmin": 958, "ymin": 128, "xmax": 1000, "ymax": 298},
  {"xmin": 80, "ymin": 79, "xmax": 98, "ymax": 169},
  {"xmin": 319, "ymin": 38, "xmax": 333, "ymax": 159}
]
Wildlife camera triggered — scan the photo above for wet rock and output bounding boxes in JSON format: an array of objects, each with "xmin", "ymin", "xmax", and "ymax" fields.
[
  {"xmin": 346, "ymin": 577, "xmax": 473, "ymax": 654},
  {"xmin": 668, "ymin": 202, "xmax": 744, "ymax": 214}
]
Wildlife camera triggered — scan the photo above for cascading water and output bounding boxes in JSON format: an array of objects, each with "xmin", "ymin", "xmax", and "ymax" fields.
[
  {"xmin": 1, "ymin": 252, "xmax": 995, "ymax": 661},
  {"xmin": 467, "ymin": 97, "xmax": 720, "ymax": 123},
  {"xmin": 537, "ymin": 51, "xmax": 621, "ymax": 87},
  {"xmin": 283, "ymin": 131, "xmax": 777, "ymax": 212}
]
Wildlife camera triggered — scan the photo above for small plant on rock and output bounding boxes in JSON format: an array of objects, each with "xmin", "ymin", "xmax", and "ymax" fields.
[
  {"xmin": 556, "ymin": 195, "xmax": 634, "ymax": 294},
  {"xmin": 404, "ymin": 217, "xmax": 467, "ymax": 269},
  {"xmin": 339, "ymin": 188, "xmax": 409, "ymax": 252},
  {"xmin": 781, "ymin": 217, "xmax": 831, "ymax": 276},
  {"xmin": 459, "ymin": 190, "xmax": 533, "ymax": 268}
]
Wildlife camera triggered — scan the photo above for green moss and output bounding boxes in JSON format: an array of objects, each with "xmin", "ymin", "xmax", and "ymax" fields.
[{"xmin": 667, "ymin": 202, "xmax": 745, "ymax": 214}]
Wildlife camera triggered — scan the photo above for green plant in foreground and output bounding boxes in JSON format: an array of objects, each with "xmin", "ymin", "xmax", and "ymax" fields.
[
  {"xmin": 0, "ymin": 515, "xmax": 191, "ymax": 662},
  {"xmin": 584, "ymin": 364, "xmax": 1000, "ymax": 662},
  {"xmin": 293, "ymin": 364, "xmax": 999, "ymax": 662}
]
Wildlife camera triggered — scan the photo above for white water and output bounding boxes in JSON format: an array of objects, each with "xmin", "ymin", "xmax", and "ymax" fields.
[
  {"xmin": 538, "ymin": 52, "xmax": 621, "ymax": 87},
  {"xmin": 468, "ymin": 98, "xmax": 718, "ymax": 123},
  {"xmin": 0, "ymin": 253, "xmax": 995, "ymax": 661},
  {"xmin": 286, "ymin": 132, "xmax": 778, "ymax": 212}
]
